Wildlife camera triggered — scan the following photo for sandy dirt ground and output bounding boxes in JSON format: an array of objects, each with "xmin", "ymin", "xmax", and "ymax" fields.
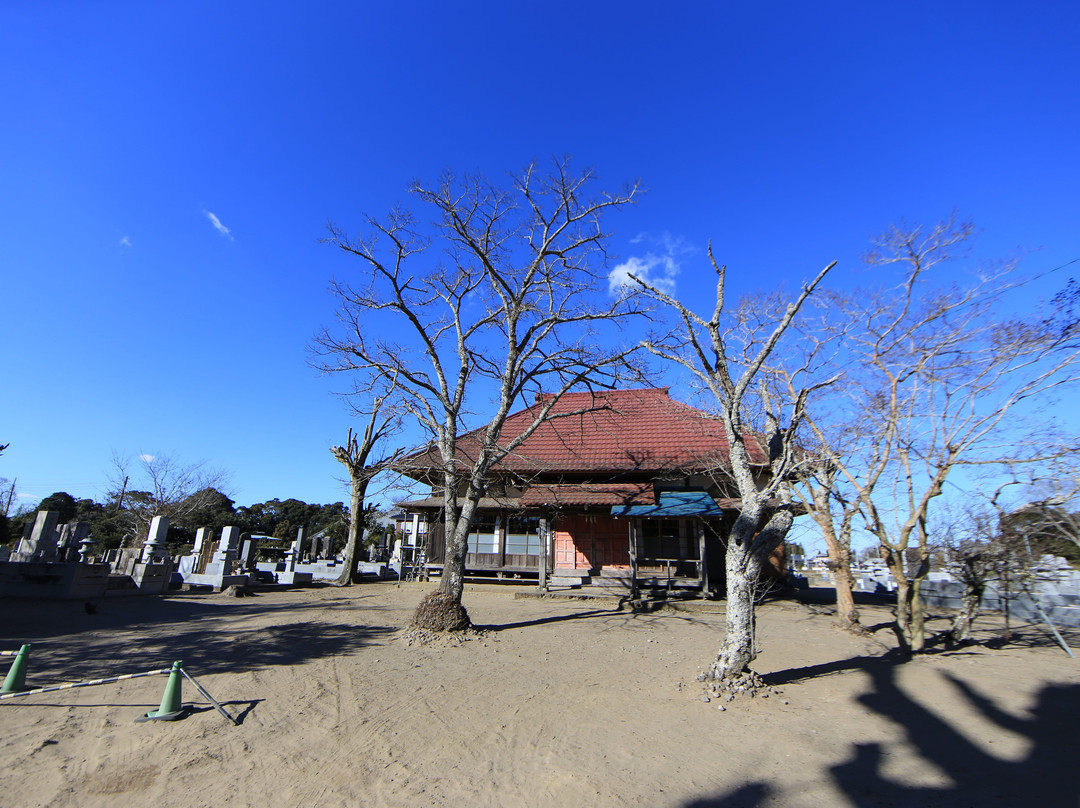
[{"xmin": 1, "ymin": 581, "xmax": 1078, "ymax": 808}]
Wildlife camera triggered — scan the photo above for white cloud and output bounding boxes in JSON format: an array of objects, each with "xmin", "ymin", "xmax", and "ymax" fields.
[
  {"xmin": 203, "ymin": 210, "xmax": 234, "ymax": 240},
  {"xmin": 119, "ymin": 235, "xmax": 132, "ymax": 249},
  {"xmin": 138, "ymin": 453, "xmax": 156, "ymax": 463},
  {"xmin": 608, "ymin": 233, "xmax": 691, "ymax": 297}
]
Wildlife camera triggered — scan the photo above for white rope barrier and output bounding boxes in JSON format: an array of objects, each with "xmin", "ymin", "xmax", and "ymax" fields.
[
  {"xmin": 2, "ymin": 653, "xmax": 238, "ymax": 726},
  {"xmin": 0, "ymin": 667, "xmax": 173, "ymax": 700}
]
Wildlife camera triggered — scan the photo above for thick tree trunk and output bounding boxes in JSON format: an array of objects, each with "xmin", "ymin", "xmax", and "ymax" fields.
[
  {"xmin": 948, "ymin": 586, "xmax": 983, "ymax": 644},
  {"xmin": 710, "ymin": 541, "xmax": 762, "ymax": 680},
  {"xmin": 884, "ymin": 547, "xmax": 930, "ymax": 653},
  {"xmin": 437, "ymin": 493, "xmax": 479, "ymax": 602},
  {"xmin": 891, "ymin": 576, "xmax": 927, "ymax": 652},
  {"xmin": 411, "ymin": 496, "xmax": 476, "ymax": 631},
  {"xmin": 832, "ymin": 562, "xmax": 860, "ymax": 631},
  {"xmin": 708, "ymin": 501, "xmax": 795, "ymax": 684},
  {"xmin": 894, "ymin": 578, "xmax": 912, "ymax": 652},
  {"xmin": 909, "ymin": 578, "xmax": 926, "ymax": 652},
  {"xmin": 330, "ymin": 486, "xmax": 364, "ymax": 587},
  {"xmin": 438, "ymin": 518, "xmax": 468, "ymax": 603},
  {"xmin": 889, "ymin": 553, "xmax": 913, "ymax": 653},
  {"xmin": 826, "ymin": 542, "xmax": 861, "ymax": 632},
  {"xmin": 809, "ymin": 484, "xmax": 862, "ymax": 632}
]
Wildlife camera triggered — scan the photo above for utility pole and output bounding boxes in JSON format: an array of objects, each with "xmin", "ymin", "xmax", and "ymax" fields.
[
  {"xmin": 113, "ymin": 476, "xmax": 129, "ymax": 514},
  {"xmin": 2, "ymin": 478, "xmax": 15, "ymax": 517}
]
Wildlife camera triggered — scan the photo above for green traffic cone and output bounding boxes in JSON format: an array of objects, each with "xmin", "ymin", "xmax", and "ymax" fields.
[
  {"xmin": 136, "ymin": 661, "xmax": 187, "ymax": 722},
  {"xmin": 1, "ymin": 644, "xmax": 31, "ymax": 694}
]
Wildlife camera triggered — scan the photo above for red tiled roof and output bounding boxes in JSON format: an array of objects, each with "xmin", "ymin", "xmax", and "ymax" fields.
[{"xmin": 397, "ymin": 388, "xmax": 768, "ymax": 477}]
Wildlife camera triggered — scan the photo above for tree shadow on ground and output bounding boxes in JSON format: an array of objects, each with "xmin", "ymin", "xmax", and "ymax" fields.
[
  {"xmin": 1, "ymin": 590, "xmax": 386, "ymax": 639},
  {"xmin": 829, "ymin": 665, "xmax": 1080, "ymax": 807},
  {"xmin": 973, "ymin": 622, "xmax": 1080, "ymax": 652},
  {"xmin": 762, "ymin": 649, "xmax": 908, "ymax": 688},
  {"xmin": 682, "ymin": 782, "xmax": 771, "ymax": 807},
  {"xmin": 0, "ymin": 593, "xmax": 397, "ymax": 685},
  {"xmin": 799, "ymin": 595, "xmax": 1080, "ymax": 656},
  {"xmin": 474, "ymin": 608, "xmax": 618, "ymax": 632},
  {"xmin": 8, "ymin": 620, "xmax": 398, "ymax": 685},
  {"xmin": 686, "ymin": 655, "xmax": 1079, "ymax": 807},
  {"xmin": 474, "ymin": 605, "xmax": 715, "ymax": 633}
]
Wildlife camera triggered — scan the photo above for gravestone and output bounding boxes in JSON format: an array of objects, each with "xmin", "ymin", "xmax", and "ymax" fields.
[
  {"xmin": 141, "ymin": 516, "xmax": 170, "ymax": 562},
  {"xmin": 192, "ymin": 527, "xmax": 211, "ymax": 556},
  {"xmin": 55, "ymin": 521, "xmax": 89, "ymax": 562},
  {"xmin": 213, "ymin": 526, "xmax": 242, "ymax": 565},
  {"xmin": 66, "ymin": 522, "xmax": 91, "ymax": 562},
  {"xmin": 132, "ymin": 516, "xmax": 173, "ymax": 594},
  {"xmin": 285, "ymin": 527, "xmax": 302, "ymax": 571},
  {"xmin": 238, "ymin": 535, "xmax": 256, "ymax": 570},
  {"xmin": 14, "ymin": 511, "xmax": 60, "ymax": 562},
  {"xmin": 57, "ymin": 522, "xmax": 76, "ymax": 561}
]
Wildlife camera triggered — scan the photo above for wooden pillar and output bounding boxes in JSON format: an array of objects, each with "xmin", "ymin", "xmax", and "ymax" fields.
[
  {"xmin": 698, "ymin": 520, "xmax": 708, "ymax": 599},
  {"xmin": 628, "ymin": 519, "xmax": 639, "ymax": 599},
  {"xmin": 538, "ymin": 517, "xmax": 549, "ymax": 592}
]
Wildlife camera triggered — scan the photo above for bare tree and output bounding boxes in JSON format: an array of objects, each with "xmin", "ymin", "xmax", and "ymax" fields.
[
  {"xmin": 108, "ymin": 452, "xmax": 231, "ymax": 547},
  {"xmin": 939, "ymin": 487, "xmax": 1076, "ymax": 655},
  {"xmin": 774, "ymin": 298, "xmax": 867, "ymax": 632},
  {"xmin": 633, "ymin": 248, "xmax": 837, "ymax": 685},
  {"xmin": 329, "ymin": 389, "xmax": 403, "ymax": 586},
  {"xmin": 820, "ymin": 217, "xmax": 1080, "ymax": 653},
  {"xmin": 794, "ymin": 453, "xmax": 865, "ymax": 631},
  {"xmin": 316, "ymin": 160, "xmax": 645, "ymax": 630},
  {"xmin": 932, "ymin": 503, "xmax": 998, "ymax": 644}
]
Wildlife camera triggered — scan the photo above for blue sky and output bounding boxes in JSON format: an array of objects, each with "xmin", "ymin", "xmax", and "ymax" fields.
[{"xmin": 2, "ymin": 1, "xmax": 1078, "ymax": 522}]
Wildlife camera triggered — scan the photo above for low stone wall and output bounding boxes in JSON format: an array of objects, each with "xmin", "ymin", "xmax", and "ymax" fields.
[
  {"xmin": 812, "ymin": 556, "xmax": 1080, "ymax": 630},
  {"xmin": 920, "ymin": 573, "xmax": 1080, "ymax": 630},
  {"xmin": 0, "ymin": 561, "xmax": 111, "ymax": 599}
]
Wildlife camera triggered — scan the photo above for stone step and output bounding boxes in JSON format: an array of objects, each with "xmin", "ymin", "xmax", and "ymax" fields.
[
  {"xmin": 552, "ymin": 568, "xmax": 592, "ymax": 578},
  {"xmin": 583, "ymin": 578, "xmax": 635, "ymax": 593},
  {"xmin": 549, "ymin": 576, "xmax": 587, "ymax": 588}
]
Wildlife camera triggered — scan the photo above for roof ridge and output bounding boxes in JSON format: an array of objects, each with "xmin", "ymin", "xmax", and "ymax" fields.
[{"xmin": 534, "ymin": 386, "xmax": 670, "ymax": 404}]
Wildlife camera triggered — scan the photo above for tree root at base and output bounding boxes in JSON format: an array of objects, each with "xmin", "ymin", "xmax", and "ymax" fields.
[
  {"xmin": 837, "ymin": 619, "xmax": 869, "ymax": 637},
  {"xmin": 697, "ymin": 668, "xmax": 785, "ymax": 703},
  {"xmin": 410, "ymin": 591, "xmax": 472, "ymax": 632}
]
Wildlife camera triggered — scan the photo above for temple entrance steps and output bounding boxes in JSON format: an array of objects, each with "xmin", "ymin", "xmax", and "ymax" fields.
[
  {"xmin": 548, "ymin": 568, "xmax": 591, "ymax": 589},
  {"xmin": 587, "ymin": 570, "xmax": 635, "ymax": 595},
  {"xmin": 548, "ymin": 568, "xmax": 637, "ymax": 595}
]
